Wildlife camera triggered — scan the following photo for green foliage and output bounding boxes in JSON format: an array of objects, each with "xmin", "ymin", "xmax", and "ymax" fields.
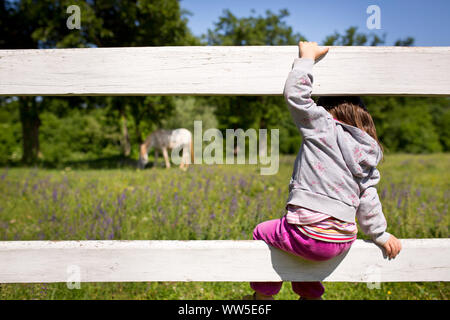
[
  {"xmin": 278, "ymin": 114, "xmax": 303, "ymax": 154},
  {"xmin": 160, "ymin": 96, "xmax": 218, "ymax": 132},
  {"xmin": 382, "ymin": 105, "xmax": 442, "ymax": 153},
  {"xmin": 365, "ymin": 96, "xmax": 448, "ymax": 153},
  {"xmin": 38, "ymin": 108, "xmax": 122, "ymax": 165},
  {"xmin": 394, "ymin": 37, "xmax": 415, "ymax": 46},
  {"xmin": 205, "ymin": 8, "xmax": 304, "ymax": 45},
  {"xmin": 429, "ymin": 98, "xmax": 450, "ymax": 151},
  {"xmin": 323, "ymin": 26, "xmax": 385, "ymax": 46},
  {"xmin": 0, "ymin": 98, "xmax": 22, "ymax": 163}
]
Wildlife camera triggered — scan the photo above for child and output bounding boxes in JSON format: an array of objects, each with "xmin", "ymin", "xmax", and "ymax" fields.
[{"xmin": 245, "ymin": 41, "xmax": 402, "ymax": 300}]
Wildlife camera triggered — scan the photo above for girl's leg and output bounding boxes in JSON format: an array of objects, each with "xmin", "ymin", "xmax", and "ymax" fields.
[
  {"xmin": 291, "ymin": 282, "xmax": 324, "ymax": 299},
  {"xmin": 249, "ymin": 216, "xmax": 355, "ymax": 299},
  {"xmin": 249, "ymin": 282, "xmax": 282, "ymax": 298},
  {"xmin": 289, "ymin": 238, "xmax": 355, "ymax": 299},
  {"xmin": 249, "ymin": 217, "xmax": 290, "ymax": 297}
]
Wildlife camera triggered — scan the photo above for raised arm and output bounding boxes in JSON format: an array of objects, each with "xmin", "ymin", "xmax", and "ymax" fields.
[{"xmin": 283, "ymin": 42, "xmax": 332, "ymax": 137}]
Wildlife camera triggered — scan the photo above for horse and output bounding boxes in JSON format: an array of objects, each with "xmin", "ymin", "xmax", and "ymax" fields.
[{"xmin": 138, "ymin": 128, "xmax": 194, "ymax": 170}]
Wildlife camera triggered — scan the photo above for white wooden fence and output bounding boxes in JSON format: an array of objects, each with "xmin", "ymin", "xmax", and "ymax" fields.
[
  {"xmin": 0, "ymin": 46, "xmax": 449, "ymax": 284},
  {"xmin": 1, "ymin": 46, "xmax": 450, "ymax": 96},
  {"xmin": 0, "ymin": 239, "xmax": 449, "ymax": 283}
]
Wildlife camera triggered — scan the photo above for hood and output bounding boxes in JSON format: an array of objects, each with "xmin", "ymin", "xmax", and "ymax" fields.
[{"xmin": 334, "ymin": 119, "xmax": 382, "ymax": 178}]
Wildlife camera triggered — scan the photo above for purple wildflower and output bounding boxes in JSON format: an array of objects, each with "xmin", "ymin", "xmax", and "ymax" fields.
[
  {"xmin": 229, "ymin": 196, "xmax": 238, "ymax": 217},
  {"xmin": 52, "ymin": 187, "xmax": 58, "ymax": 202}
]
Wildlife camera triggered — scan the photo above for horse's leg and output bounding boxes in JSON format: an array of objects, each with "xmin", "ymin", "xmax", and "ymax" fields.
[
  {"xmin": 162, "ymin": 147, "xmax": 171, "ymax": 168},
  {"xmin": 179, "ymin": 157, "xmax": 185, "ymax": 169},
  {"xmin": 180, "ymin": 146, "xmax": 188, "ymax": 171},
  {"xmin": 179, "ymin": 147, "xmax": 185, "ymax": 170},
  {"xmin": 154, "ymin": 149, "xmax": 159, "ymax": 168},
  {"xmin": 184, "ymin": 157, "xmax": 189, "ymax": 170},
  {"xmin": 180, "ymin": 156, "xmax": 187, "ymax": 171}
]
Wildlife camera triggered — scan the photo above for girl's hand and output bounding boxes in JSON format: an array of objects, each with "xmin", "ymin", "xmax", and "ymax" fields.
[
  {"xmin": 382, "ymin": 234, "xmax": 402, "ymax": 259},
  {"xmin": 299, "ymin": 41, "xmax": 329, "ymax": 60}
]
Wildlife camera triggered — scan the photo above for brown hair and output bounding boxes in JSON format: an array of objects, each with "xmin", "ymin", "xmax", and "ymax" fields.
[{"xmin": 317, "ymin": 96, "xmax": 384, "ymax": 156}]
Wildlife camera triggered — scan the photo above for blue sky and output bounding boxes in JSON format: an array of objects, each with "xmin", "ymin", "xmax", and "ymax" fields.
[{"xmin": 179, "ymin": 0, "xmax": 450, "ymax": 46}]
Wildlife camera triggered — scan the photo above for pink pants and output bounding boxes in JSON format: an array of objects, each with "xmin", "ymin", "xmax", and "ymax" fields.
[{"xmin": 250, "ymin": 216, "xmax": 355, "ymax": 298}]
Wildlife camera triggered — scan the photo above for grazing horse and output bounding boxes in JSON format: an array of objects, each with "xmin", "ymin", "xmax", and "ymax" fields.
[{"xmin": 138, "ymin": 128, "xmax": 193, "ymax": 170}]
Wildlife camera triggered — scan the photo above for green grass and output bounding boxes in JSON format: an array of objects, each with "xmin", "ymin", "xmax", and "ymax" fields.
[{"xmin": 0, "ymin": 154, "xmax": 448, "ymax": 300}]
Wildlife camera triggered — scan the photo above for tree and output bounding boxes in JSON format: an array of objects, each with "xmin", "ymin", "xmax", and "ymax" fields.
[
  {"xmin": 205, "ymin": 8, "xmax": 302, "ymax": 46},
  {"xmin": 1, "ymin": 0, "xmax": 199, "ymax": 163},
  {"xmin": 203, "ymin": 9, "xmax": 306, "ymax": 156},
  {"xmin": 81, "ymin": 0, "xmax": 200, "ymax": 150},
  {"xmin": 322, "ymin": 26, "xmax": 385, "ymax": 46},
  {"xmin": 0, "ymin": 0, "xmax": 107, "ymax": 164}
]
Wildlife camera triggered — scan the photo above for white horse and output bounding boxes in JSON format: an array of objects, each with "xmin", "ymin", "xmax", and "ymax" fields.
[{"xmin": 138, "ymin": 128, "xmax": 193, "ymax": 170}]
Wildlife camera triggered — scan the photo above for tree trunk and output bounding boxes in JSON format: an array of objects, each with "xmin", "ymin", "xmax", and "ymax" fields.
[{"xmin": 19, "ymin": 97, "xmax": 41, "ymax": 165}]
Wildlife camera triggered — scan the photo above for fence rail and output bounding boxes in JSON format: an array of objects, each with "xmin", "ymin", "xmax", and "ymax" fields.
[
  {"xmin": 1, "ymin": 46, "xmax": 450, "ymax": 96},
  {"xmin": 0, "ymin": 239, "xmax": 449, "ymax": 283}
]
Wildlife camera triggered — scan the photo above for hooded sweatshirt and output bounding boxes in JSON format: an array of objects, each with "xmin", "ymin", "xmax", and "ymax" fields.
[{"xmin": 283, "ymin": 57, "xmax": 391, "ymax": 246}]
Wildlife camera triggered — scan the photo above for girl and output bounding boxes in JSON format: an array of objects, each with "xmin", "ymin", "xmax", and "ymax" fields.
[{"xmin": 245, "ymin": 41, "xmax": 402, "ymax": 300}]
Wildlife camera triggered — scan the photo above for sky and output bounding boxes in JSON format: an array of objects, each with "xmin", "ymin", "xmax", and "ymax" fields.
[{"xmin": 179, "ymin": 0, "xmax": 450, "ymax": 46}]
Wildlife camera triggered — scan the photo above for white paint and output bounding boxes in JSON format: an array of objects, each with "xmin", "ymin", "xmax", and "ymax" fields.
[
  {"xmin": 1, "ymin": 46, "xmax": 449, "ymax": 96},
  {"xmin": 0, "ymin": 239, "xmax": 448, "ymax": 283}
]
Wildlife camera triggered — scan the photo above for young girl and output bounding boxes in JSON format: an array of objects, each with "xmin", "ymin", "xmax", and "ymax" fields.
[{"xmin": 245, "ymin": 41, "xmax": 402, "ymax": 300}]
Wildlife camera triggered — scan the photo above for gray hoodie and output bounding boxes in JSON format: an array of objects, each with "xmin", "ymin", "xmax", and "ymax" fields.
[{"xmin": 283, "ymin": 58, "xmax": 391, "ymax": 246}]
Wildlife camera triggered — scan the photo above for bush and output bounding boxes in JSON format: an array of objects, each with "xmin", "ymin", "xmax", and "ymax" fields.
[
  {"xmin": 39, "ymin": 108, "xmax": 122, "ymax": 165},
  {"xmin": 0, "ymin": 99, "xmax": 22, "ymax": 163}
]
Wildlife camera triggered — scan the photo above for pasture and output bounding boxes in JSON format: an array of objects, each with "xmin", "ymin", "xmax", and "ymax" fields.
[{"xmin": 0, "ymin": 153, "xmax": 448, "ymax": 300}]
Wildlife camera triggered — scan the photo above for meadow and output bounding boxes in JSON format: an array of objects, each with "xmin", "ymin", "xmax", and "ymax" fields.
[{"xmin": 0, "ymin": 153, "xmax": 448, "ymax": 300}]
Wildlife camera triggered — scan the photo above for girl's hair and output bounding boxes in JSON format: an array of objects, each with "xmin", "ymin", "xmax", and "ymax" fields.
[{"xmin": 317, "ymin": 96, "xmax": 384, "ymax": 155}]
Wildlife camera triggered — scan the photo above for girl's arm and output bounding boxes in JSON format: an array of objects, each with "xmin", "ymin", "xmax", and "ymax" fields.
[
  {"xmin": 357, "ymin": 171, "xmax": 402, "ymax": 258},
  {"xmin": 283, "ymin": 42, "xmax": 331, "ymax": 137},
  {"xmin": 357, "ymin": 188, "xmax": 402, "ymax": 259},
  {"xmin": 356, "ymin": 184, "xmax": 391, "ymax": 246}
]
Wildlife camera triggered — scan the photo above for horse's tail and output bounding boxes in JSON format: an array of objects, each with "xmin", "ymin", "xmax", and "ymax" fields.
[{"xmin": 190, "ymin": 135, "xmax": 194, "ymax": 164}]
